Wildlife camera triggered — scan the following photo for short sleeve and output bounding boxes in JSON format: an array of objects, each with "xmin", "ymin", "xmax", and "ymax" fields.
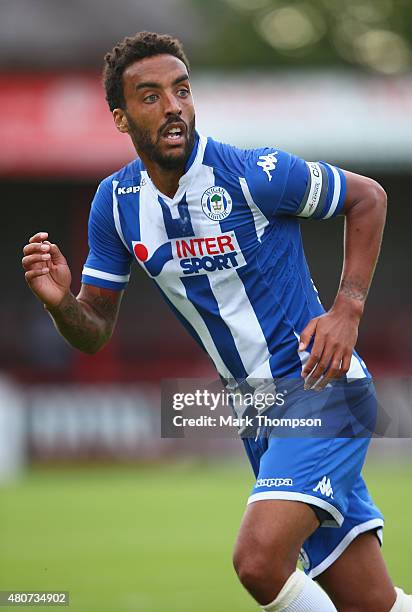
[
  {"xmin": 244, "ymin": 148, "xmax": 347, "ymax": 220},
  {"xmin": 82, "ymin": 178, "xmax": 133, "ymax": 290}
]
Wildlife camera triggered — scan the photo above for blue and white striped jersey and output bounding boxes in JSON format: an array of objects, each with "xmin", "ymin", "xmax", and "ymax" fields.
[{"xmin": 82, "ymin": 133, "xmax": 369, "ymax": 381}]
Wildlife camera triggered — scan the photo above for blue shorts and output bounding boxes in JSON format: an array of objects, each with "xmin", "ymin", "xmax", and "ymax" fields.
[{"xmin": 242, "ymin": 378, "xmax": 384, "ymax": 578}]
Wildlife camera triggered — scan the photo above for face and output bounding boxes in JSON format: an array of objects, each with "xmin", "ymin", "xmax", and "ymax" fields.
[{"xmin": 114, "ymin": 54, "xmax": 196, "ymax": 170}]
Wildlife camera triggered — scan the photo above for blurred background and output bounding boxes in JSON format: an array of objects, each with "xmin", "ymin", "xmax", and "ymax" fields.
[{"xmin": 0, "ymin": 0, "xmax": 411, "ymax": 610}]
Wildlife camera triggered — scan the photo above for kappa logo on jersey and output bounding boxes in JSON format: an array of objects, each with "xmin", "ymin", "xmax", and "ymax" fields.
[
  {"xmin": 133, "ymin": 232, "xmax": 246, "ymax": 277},
  {"xmin": 117, "ymin": 185, "xmax": 141, "ymax": 195},
  {"xmin": 256, "ymin": 478, "xmax": 293, "ymax": 488},
  {"xmin": 313, "ymin": 476, "xmax": 334, "ymax": 498},
  {"xmin": 201, "ymin": 186, "xmax": 232, "ymax": 221},
  {"xmin": 117, "ymin": 178, "xmax": 146, "ymax": 195},
  {"xmin": 257, "ymin": 151, "xmax": 278, "ymax": 182}
]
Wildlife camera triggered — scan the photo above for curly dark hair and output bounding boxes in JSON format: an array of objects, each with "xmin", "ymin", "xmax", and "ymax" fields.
[{"xmin": 103, "ymin": 31, "xmax": 190, "ymax": 111}]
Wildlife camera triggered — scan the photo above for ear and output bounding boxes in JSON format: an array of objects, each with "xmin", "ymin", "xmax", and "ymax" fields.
[{"xmin": 113, "ymin": 109, "xmax": 129, "ymax": 134}]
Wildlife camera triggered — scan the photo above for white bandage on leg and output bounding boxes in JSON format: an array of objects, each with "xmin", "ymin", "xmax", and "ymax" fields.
[
  {"xmin": 261, "ymin": 569, "xmax": 337, "ymax": 611},
  {"xmin": 390, "ymin": 587, "xmax": 412, "ymax": 611}
]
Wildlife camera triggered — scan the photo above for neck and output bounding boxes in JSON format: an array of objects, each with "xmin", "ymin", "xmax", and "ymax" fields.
[
  {"xmin": 143, "ymin": 161, "xmax": 185, "ymax": 198},
  {"xmin": 136, "ymin": 133, "xmax": 198, "ymax": 199}
]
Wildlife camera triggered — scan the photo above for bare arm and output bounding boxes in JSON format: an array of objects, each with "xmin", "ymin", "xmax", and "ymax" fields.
[
  {"xmin": 299, "ymin": 172, "xmax": 387, "ymax": 389},
  {"xmin": 46, "ymin": 285, "xmax": 123, "ymax": 354},
  {"xmin": 335, "ymin": 170, "xmax": 387, "ymax": 310},
  {"xmin": 22, "ymin": 232, "xmax": 123, "ymax": 354}
]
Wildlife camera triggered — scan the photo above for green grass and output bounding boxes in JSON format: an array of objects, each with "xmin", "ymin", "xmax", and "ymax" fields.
[{"xmin": 0, "ymin": 459, "xmax": 411, "ymax": 611}]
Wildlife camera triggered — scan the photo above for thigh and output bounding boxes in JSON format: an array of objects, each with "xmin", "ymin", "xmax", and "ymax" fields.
[
  {"xmin": 234, "ymin": 499, "xmax": 319, "ymax": 602},
  {"xmin": 236, "ymin": 498, "xmax": 319, "ymax": 560},
  {"xmin": 300, "ymin": 474, "xmax": 384, "ymax": 578},
  {"xmin": 317, "ymin": 532, "xmax": 396, "ymax": 612}
]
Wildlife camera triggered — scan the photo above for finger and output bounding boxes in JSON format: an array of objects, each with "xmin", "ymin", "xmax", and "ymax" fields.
[
  {"xmin": 29, "ymin": 232, "xmax": 49, "ymax": 244},
  {"xmin": 313, "ymin": 348, "xmax": 354, "ymax": 390},
  {"xmin": 23, "ymin": 242, "xmax": 51, "ymax": 256},
  {"xmin": 302, "ymin": 349, "xmax": 323, "ymax": 380},
  {"xmin": 48, "ymin": 243, "xmax": 66, "ymax": 264},
  {"xmin": 301, "ymin": 333, "xmax": 325, "ymax": 378},
  {"xmin": 314, "ymin": 356, "xmax": 344, "ymax": 390},
  {"xmin": 304, "ymin": 350, "xmax": 331, "ymax": 390},
  {"xmin": 304, "ymin": 341, "xmax": 333, "ymax": 389},
  {"xmin": 22, "ymin": 253, "xmax": 51, "ymax": 269},
  {"xmin": 341, "ymin": 353, "xmax": 352, "ymax": 378},
  {"xmin": 298, "ymin": 319, "xmax": 318, "ymax": 352},
  {"xmin": 25, "ymin": 268, "xmax": 50, "ymax": 282}
]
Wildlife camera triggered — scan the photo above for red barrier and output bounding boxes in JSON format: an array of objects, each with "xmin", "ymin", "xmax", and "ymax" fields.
[{"xmin": 0, "ymin": 73, "xmax": 135, "ymax": 177}]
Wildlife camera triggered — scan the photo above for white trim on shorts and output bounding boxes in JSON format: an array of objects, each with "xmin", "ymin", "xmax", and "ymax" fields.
[
  {"xmin": 307, "ymin": 518, "xmax": 384, "ymax": 579},
  {"xmin": 247, "ymin": 491, "xmax": 344, "ymax": 527}
]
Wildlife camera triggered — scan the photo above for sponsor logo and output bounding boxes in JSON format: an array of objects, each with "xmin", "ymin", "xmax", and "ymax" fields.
[
  {"xmin": 132, "ymin": 241, "xmax": 173, "ymax": 277},
  {"xmin": 313, "ymin": 476, "xmax": 334, "ymax": 498},
  {"xmin": 117, "ymin": 178, "xmax": 146, "ymax": 195},
  {"xmin": 132, "ymin": 232, "xmax": 246, "ymax": 277},
  {"xmin": 257, "ymin": 151, "xmax": 278, "ymax": 182},
  {"xmin": 255, "ymin": 478, "xmax": 293, "ymax": 488},
  {"xmin": 117, "ymin": 185, "xmax": 141, "ymax": 195},
  {"xmin": 201, "ymin": 186, "xmax": 232, "ymax": 221},
  {"xmin": 177, "ymin": 233, "xmax": 240, "ymax": 275}
]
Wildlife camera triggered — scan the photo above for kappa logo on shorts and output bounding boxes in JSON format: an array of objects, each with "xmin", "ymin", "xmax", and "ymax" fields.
[
  {"xmin": 256, "ymin": 478, "xmax": 293, "ymax": 488},
  {"xmin": 313, "ymin": 476, "xmax": 334, "ymax": 498}
]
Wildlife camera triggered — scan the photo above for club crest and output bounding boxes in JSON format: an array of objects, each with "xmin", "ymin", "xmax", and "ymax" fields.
[{"xmin": 201, "ymin": 186, "xmax": 232, "ymax": 221}]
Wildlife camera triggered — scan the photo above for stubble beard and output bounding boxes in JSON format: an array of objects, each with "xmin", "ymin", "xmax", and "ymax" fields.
[{"xmin": 127, "ymin": 114, "xmax": 196, "ymax": 171}]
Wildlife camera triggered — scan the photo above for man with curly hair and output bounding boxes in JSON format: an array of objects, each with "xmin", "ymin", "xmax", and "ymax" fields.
[{"xmin": 22, "ymin": 31, "xmax": 411, "ymax": 611}]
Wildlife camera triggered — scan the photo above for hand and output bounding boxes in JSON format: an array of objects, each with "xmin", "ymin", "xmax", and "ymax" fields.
[
  {"xmin": 298, "ymin": 303, "xmax": 361, "ymax": 390},
  {"xmin": 22, "ymin": 231, "xmax": 72, "ymax": 309}
]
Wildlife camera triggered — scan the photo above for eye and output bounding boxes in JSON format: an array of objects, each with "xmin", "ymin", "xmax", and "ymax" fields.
[
  {"xmin": 177, "ymin": 88, "xmax": 190, "ymax": 98},
  {"xmin": 143, "ymin": 93, "xmax": 158, "ymax": 104}
]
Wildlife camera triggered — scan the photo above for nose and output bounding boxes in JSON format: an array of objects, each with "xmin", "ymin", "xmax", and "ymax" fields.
[{"xmin": 164, "ymin": 91, "xmax": 182, "ymax": 117}]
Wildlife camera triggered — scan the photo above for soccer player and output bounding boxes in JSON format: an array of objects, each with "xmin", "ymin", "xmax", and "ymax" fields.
[{"xmin": 22, "ymin": 32, "xmax": 411, "ymax": 611}]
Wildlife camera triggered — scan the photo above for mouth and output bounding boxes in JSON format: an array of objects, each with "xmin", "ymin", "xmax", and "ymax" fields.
[{"xmin": 160, "ymin": 122, "xmax": 187, "ymax": 146}]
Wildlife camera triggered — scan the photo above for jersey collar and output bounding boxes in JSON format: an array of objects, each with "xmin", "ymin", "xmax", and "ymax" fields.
[{"xmin": 184, "ymin": 130, "xmax": 201, "ymax": 172}]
